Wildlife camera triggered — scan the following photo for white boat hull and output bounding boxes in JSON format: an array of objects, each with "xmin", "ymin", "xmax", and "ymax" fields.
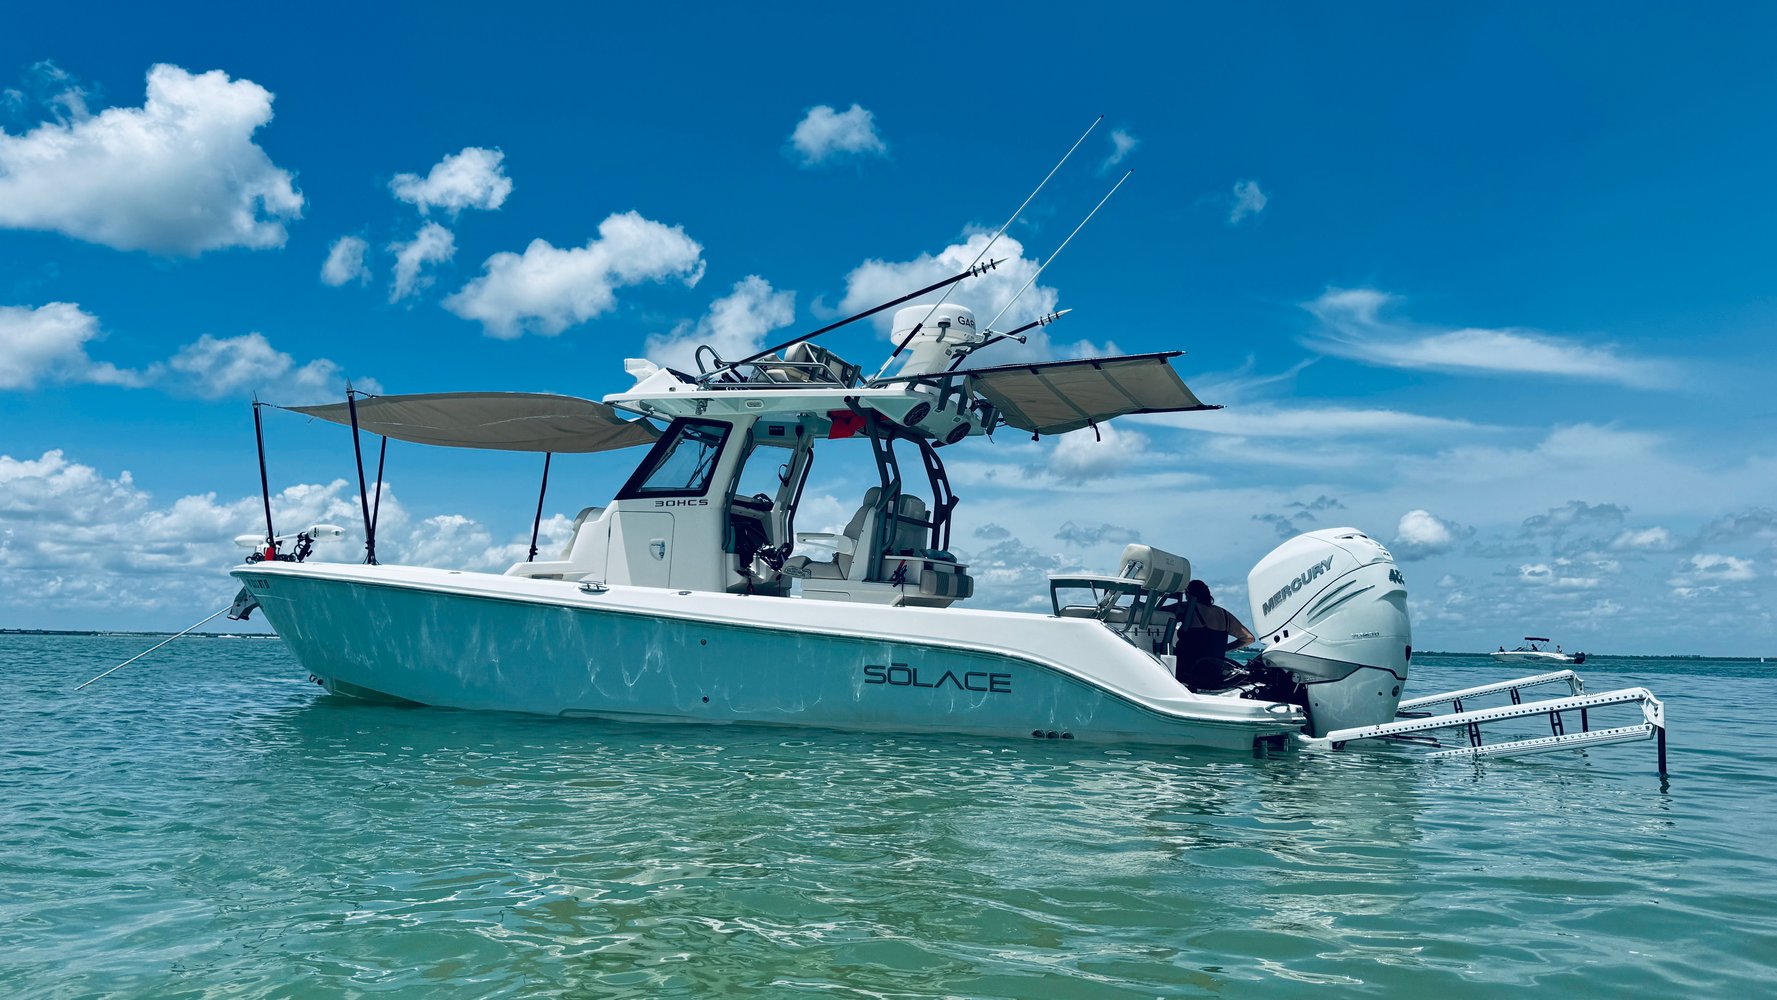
[
  {"xmin": 1490, "ymin": 650, "xmax": 1574, "ymax": 665},
  {"xmin": 233, "ymin": 562, "xmax": 1305, "ymax": 751}
]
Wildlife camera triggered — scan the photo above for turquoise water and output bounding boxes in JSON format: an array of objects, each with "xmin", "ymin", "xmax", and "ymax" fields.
[{"xmin": 3, "ymin": 635, "xmax": 1773, "ymax": 998}]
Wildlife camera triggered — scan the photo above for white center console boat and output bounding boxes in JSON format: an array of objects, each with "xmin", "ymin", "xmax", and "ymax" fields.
[{"xmin": 230, "ymin": 289, "xmax": 1665, "ymax": 769}]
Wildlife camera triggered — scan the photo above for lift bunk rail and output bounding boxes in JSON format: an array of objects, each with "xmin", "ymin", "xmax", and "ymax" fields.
[{"xmin": 1301, "ymin": 669, "xmax": 1668, "ymax": 774}]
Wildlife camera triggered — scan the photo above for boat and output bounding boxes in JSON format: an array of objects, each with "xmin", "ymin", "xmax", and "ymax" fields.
[
  {"xmin": 226, "ymin": 274, "xmax": 1664, "ymax": 767},
  {"xmin": 1491, "ymin": 638, "xmax": 1585, "ymax": 665}
]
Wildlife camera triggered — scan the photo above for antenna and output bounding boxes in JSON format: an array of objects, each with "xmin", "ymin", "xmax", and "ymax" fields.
[
  {"xmin": 946, "ymin": 309, "xmax": 1071, "ymax": 371},
  {"xmin": 981, "ymin": 168, "xmax": 1132, "ymax": 333},
  {"xmin": 869, "ymin": 115, "xmax": 1104, "ymax": 381}
]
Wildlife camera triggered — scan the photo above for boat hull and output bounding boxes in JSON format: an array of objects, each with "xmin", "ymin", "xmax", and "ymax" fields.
[
  {"xmin": 233, "ymin": 562, "xmax": 1303, "ymax": 750},
  {"xmin": 1490, "ymin": 651, "xmax": 1574, "ymax": 665}
]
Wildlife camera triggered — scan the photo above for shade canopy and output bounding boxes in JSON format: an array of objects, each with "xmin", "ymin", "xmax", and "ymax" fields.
[
  {"xmin": 963, "ymin": 353, "xmax": 1217, "ymax": 435},
  {"xmin": 282, "ymin": 391, "xmax": 659, "ymax": 453}
]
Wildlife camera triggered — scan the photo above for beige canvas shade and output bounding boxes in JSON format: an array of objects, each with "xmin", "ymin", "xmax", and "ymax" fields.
[
  {"xmin": 963, "ymin": 353, "xmax": 1218, "ymax": 435},
  {"xmin": 281, "ymin": 392, "xmax": 659, "ymax": 453}
]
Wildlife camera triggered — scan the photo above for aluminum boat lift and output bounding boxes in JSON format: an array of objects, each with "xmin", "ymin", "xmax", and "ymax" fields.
[{"xmin": 1302, "ymin": 669, "xmax": 1668, "ymax": 774}]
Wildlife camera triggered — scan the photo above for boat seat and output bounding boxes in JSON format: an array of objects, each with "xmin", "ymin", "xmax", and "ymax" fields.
[{"xmin": 784, "ymin": 488, "xmax": 881, "ymax": 581}]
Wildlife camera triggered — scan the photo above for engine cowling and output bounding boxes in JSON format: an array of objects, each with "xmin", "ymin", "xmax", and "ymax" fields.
[{"xmin": 1247, "ymin": 528, "xmax": 1412, "ymax": 737}]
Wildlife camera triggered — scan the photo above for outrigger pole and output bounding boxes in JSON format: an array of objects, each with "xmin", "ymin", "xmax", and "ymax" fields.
[
  {"xmin": 729, "ymin": 259, "xmax": 1005, "ymax": 371},
  {"xmin": 980, "ymin": 168, "xmax": 1133, "ymax": 335},
  {"xmin": 871, "ymin": 115, "xmax": 1105, "ymax": 382}
]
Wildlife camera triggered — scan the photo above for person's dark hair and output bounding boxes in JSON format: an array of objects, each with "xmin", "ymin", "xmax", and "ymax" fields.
[{"xmin": 1185, "ymin": 579, "xmax": 1213, "ymax": 605}]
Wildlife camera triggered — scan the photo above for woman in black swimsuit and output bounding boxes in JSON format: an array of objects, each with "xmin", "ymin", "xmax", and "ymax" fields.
[{"xmin": 1173, "ymin": 579, "xmax": 1256, "ymax": 691}]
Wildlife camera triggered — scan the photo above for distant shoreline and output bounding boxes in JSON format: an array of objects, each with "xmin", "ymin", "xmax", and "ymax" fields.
[
  {"xmin": 1, "ymin": 628, "xmax": 274, "ymax": 639},
  {"xmin": 3, "ymin": 629, "xmax": 1766, "ymax": 659}
]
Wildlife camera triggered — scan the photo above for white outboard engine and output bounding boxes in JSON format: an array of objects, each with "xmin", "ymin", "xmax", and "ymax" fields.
[{"xmin": 1247, "ymin": 527, "xmax": 1412, "ymax": 737}]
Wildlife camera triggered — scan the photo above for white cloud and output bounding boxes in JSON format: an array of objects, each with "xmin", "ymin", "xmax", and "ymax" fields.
[
  {"xmin": 1135, "ymin": 403, "xmax": 1483, "ymax": 438},
  {"xmin": 840, "ymin": 231, "xmax": 1061, "ymax": 361},
  {"xmin": 789, "ymin": 104, "xmax": 887, "ymax": 166},
  {"xmin": 389, "ymin": 222, "xmax": 456, "ymax": 301},
  {"xmin": 165, "ymin": 332, "xmax": 378, "ymax": 403},
  {"xmin": 1228, "ymin": 179, "xmax": 1267, "ymax": 224},
  {"xmin": 1055, "ymin": 521, "xmax": 1142, "ymax": 548},
  {"xmin": 1101, "ymin": 128, "xmax": 1138, "ymax": 172},
  {"xmin": 1669, "ymin": 553, "xmax": 1757, "ymax": 590},
  {"xmin": 1611, "ymin": 526, "xmax": 1676, "ymax": 551},
  {"xmin": 1304, "ymin": 287, "xmax": 1673, "ymax": 387},
  {"xmin": 0, "ymin": 64, "xmax": 302, "ymax": 254},
  {"xmin": 0, "ymin": 452, "xmax": 369, "ymax": 620},
  {"xmin": 1517, "ymin": 562, "xmax": 1601, "ymax": 589},
  {"xmin": 0, "ymin": 446, "xmax": 592, "ymax": 626},
  {"xmin": 1393, "ymin": 508, "xmax": 1465, "ymax": 560},
  {"xmin": 644, "ymin": 275, "xmax": 795, "ymax": 372},
  {"xmin": 1045, "ymin": 423, "xmax": 1148, "ymax": 483},
  {"xmin": 320, "ymin": 235, "xmax": 370, "ymax": 286},
  {"xmin": 390, "ymin": 146, "xmax": 513, "ymax": 215},
  {"xmin": 444, "ymin": 211, "xmax": 706, "ymax": 338},
  {"xmin": 0, "ymin": 302, "xmax": 144, "ymax": 389}
]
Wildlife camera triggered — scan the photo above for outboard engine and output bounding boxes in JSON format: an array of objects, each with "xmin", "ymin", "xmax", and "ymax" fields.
[{"xmin": 1246, "ymin": 527, "xmax": 1411, "ymax": 737}]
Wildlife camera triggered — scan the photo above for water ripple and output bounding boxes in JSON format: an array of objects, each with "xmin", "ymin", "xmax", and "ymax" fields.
[{"xmin": 1, "ymin": 639, "xmax": 1772, "ymax": 997}]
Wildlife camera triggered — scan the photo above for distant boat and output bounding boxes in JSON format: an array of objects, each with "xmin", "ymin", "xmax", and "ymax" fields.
[{"xmin": 1491, "ymin": 637, "xmax": 1584, "ymax": 665}]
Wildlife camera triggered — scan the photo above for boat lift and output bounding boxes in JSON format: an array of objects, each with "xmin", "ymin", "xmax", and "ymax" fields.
[{"xmin": 1301, "ymin": 668, "xmax": 1668, "ymax": 774}]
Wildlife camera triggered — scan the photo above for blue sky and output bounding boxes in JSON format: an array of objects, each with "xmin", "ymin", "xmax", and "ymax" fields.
[{"xmin": 2, "ymin": 4, "xmax": 1773, "ymax": 654}]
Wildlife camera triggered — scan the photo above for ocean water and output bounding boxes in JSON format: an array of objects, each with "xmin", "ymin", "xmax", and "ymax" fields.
[{"xmin": 2, "ymin": 635, "xmax": 1773, "ymax": 998}]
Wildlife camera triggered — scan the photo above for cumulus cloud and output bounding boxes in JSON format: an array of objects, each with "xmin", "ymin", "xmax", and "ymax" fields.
[
  {"xmin": 1517, "ymin": 562, "xmax": 1601, "ymax": 590},
  {"xmin": 1136, "ymin": 403, "xmax": 1483, "ymax": 438},
  {"xmin": 444, "ymin": 211, "xmax": 705, "ymax": 338},
  {"xmin": 1228, "ymin": 179, "xmax": 1267, "ymax": 224},
  {"xmin": 974, "ymin": 522, "xmax": 1011, "ymax": 540},
  {"xmin": 0, "ymin": 447, "xmax": 587, "ymax": 625},
  {"xmin": 954, "ymin": 536, "xmax": 1077, "ymax": 611},
  {"xmin": 643, "ymin": 275, "xmax": 796, "ymax": 372},
  {"xmin": 0, "ymin": 302, "xmax": 144, "ymax": 389},
  {"xmin": 840, "ymin": 231, "xmax": 1061, "ymax": 361},
  {"xmin": 390, "ymin": 146, "xmax": 513, "ymax": 215},
  {"xmin": 1611, "ymin": 526, "xmax": 1677, "ymax": 551},
  {"xmin": 1666, "ymin": 553, "xmax": 1761, "ymax": 599},
  {"xmin": 789, "ymin": 104, "xmax": 886, "ymax": 166},
  {"xmin": 320, "ymin": 235, "xmax": 370, "ymax": 286},
  {"xmin": 389, "ymin": 222, "xmax": 456, "ymax": 301},
  {"xmin": 1055, "ymin": 521, "xmax": 1142, "ymax": 548},
  {"xmin": 0, "ymin": 64, "xmax": 302, "ymax": 254},
  {"xmin": 1304, "ymin": 287, "xmax": 1674, "ymax": 387},
  {"xmin": 1393, "ymin": 509, "xmax": 1471, "ymax": 560},
  {"xmin": 1101, "ymin": 128, "xmax": 1138, "ymax": 172},
  {"xmin": 2, "ymin": 61, "xmax": 92, "ymax": 121},
  {"xmin": 164, "ymin": 332, "xmax": 377, "ymax": 403},
  {"xmin": 1044, "ymin": 423, "xmax": 1148, "ymax": 483}
]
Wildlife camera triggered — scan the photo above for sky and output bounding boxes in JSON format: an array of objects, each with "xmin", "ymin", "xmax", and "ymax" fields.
[{"xmin": 2, "ymin": 4, "xmax": 1774, "ymax": 655}]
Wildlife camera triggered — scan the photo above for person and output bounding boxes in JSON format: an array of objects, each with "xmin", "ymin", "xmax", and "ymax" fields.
[
  {"xmin": 1498, "ymin": 646, "xmax": 1506, "ymax": 652},
  {"xmin": 1171, "ymin": 579, "xmax": 1256, "ymax": 691}
]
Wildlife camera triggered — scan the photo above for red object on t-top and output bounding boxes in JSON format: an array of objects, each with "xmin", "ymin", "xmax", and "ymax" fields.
[{"xmin": 827, "ymin": 410, "xmax": 865, "ymax": 439}]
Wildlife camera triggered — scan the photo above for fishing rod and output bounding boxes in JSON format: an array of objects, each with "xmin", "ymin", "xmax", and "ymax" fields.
[
  {"xmin": 979, "ymin": 168, "xmax": 1132, "ymax": 335},
  {"xmin": 73, "ymin": 606, "xmax": 232, "ymax": 691},
  {"xmin": 723, "ymin": 258, "xmax": 1003, "ymax": 374},
  {"xmin": 869, "ymin": 115, "xmax": 1104, "ymax": 382}
]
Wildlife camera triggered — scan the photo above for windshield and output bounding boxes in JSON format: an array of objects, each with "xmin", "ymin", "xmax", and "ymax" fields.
[{"xmin": 618, "ymin": 419, "xmax": 731, "ymax": 498}]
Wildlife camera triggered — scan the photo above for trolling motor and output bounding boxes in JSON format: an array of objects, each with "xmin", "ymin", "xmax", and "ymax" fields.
[{"xmin": 1243, "ymin": 528, "xmax": 1412, "ymax": 737}]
